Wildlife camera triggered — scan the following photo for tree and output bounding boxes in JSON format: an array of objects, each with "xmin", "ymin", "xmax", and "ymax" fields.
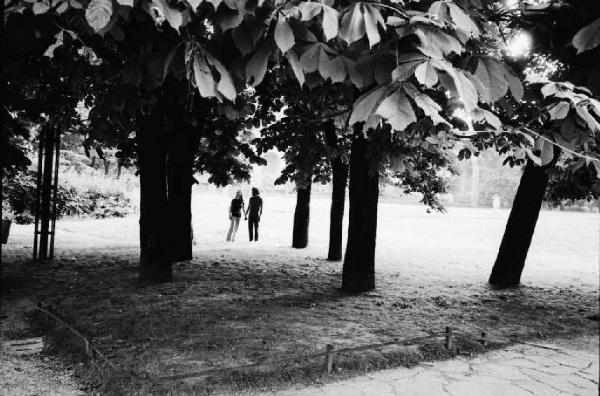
[
  {"xmin": 488, "ymin": 80, "xmax": 600, "ymax": 287},
  {"xmin": 253, "ymin": 80, "xmax": 334, "ymax": 249},
  {"xmin": 5, "ymin": 3, "xmax": 264, "ymax": 278},
  {"xmin": 3, "ymin": 11, "xmax": 100, "ymax": 259},
  {"xmin": 342, "ymin": 116, "xmax": 457, "ymax": 292},
  {"xmin": 253, "ymin": 67, "xmax": 352, "ymax": 250},
  {"xmin": 323, "ymin": 119, "xmax": 348, "ymax": 261},
  {"xmin": 488, "ymin": 1, "xmax": 600, "ymax": 287},
  {"xmin": 341, "ymin": 128, "xmax": 378, "ymax": 292}
]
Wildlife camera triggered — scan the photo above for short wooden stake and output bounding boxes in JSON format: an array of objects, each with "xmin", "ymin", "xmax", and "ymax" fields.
[
  {"xmin": 326, "ymin": 344, "xmax": 334, "ymax": 374},
  {"xmin": 480, "ymin": 332, "xmax": 487, "ymax": 346},
  {"xmin": 445, "ymin": 327, "xmax": 453, "ymax": 350},
  {"xmin": 84, "ymin": 340, "xmax": 92, "ymax": 357}
]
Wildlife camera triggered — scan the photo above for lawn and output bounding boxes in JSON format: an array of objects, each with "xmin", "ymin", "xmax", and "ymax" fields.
[{"xmin": 2, "ymin": 191, "xmax": 598, "ymax": 394}]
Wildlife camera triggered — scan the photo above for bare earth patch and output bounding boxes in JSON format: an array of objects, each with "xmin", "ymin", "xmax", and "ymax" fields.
[
  {"xmin": 0, "ymin": 297, "xmax": 83, "ymax": 395},
  {"xmin": 1, "ymin": 196, "xmax": 598, "ymax": 394}
]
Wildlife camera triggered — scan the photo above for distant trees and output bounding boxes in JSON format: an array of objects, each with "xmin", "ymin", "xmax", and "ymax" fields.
[{"xmin": 253, "ymin": 72, "xmax": 349, "ymax": 250}]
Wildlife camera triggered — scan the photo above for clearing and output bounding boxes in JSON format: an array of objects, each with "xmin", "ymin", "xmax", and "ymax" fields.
[{"xmin": 1, "ymin": 192, "xmax": 598, "ymax": 394}]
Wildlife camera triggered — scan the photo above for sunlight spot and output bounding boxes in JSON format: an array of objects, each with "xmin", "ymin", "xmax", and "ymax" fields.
[{"xmin": 506, "ymin": 31, "xmax": 532, "ymax": 58}]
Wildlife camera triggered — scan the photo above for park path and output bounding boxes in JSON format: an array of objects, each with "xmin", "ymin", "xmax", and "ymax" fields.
[{"xmin": 279, "ymin": 337, "xmax": 599, "ymax": 396}]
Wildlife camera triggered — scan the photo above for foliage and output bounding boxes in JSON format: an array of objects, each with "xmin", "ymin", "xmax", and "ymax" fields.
[
  {"xmin": 572, "ymin": 16, "xmax": 600, "ymax": 55},
  {"xmin": 546, "ymin": 162, "xmax": 600, "ymax": 204},
  {"xmin": 5, "ymin": 0, "xmax": 600, "ymax": 199},
  {"xmin": 374, "ymin": 122, "xmax": 456, "ymax": 211},
  {"xmin": 2, "ymin": 171, "xmax": 134, "ymax": 224},
  {"xmin": 253, "ymin": 69, "xmax": 351, "ymax": 188},
  {"xmin": 1, "ymin": 109, "xmax": 32, "ymax": 177}
]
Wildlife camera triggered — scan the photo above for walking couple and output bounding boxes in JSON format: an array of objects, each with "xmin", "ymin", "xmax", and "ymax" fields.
[{"xmin": 226, "ymin": 187, "xmax": 263, "ymax": 242}]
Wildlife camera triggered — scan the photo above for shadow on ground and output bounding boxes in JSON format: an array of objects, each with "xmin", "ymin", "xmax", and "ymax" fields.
[{"xmin": 1, "ymin": 243, "xmax": 598, "ymax": 394}]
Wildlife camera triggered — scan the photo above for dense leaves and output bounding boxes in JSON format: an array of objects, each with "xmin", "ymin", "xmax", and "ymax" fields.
[
  {"xmin": 4, "ymin": 0, "xmax": 600, "ymax": 181},
  {"xmin": 2, "ymin": 171, "xmax": 133, "ymax": 224}
]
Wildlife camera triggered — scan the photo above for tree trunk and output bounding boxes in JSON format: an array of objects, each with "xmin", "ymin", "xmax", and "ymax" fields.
[
  {"xmin": 166, "ymin": 126, "xmax": 197, "ymax": 262},
  {"xmin": 137, "ymin": 109, "xmax": 172, "ymax": 282},
  {"xmin": 324, "ymin": 121, "xmax": 347, "ymax": 261},
  {"xmin": 342, "ymin": 135, "xmax": 379, "ymax": 293},
  {"xmin": 292, "ymin": 180, "xmax": 311, "ymax": 249},
  {"xmin": 328, "ymin": 161, "xmax": 348, "ymax": 260},
  {"xmin": 38, "ymin": 126, "xmax": 56, "ymax": 260},
  {"xmin": 489, "ymin": 159, "xmax": 553, "ymax": 288},
  {"xmin": 103, "ymin": 159, "xmax": 110, "ymax": 177},
  {"xmin": 116, "ymin": 160, "xmax": 123, "ymax": 179}
]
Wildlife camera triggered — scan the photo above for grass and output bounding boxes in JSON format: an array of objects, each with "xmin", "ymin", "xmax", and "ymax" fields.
[{"xmin": 1, "ymin": 193, "xmax": 598, "ymax": 394}]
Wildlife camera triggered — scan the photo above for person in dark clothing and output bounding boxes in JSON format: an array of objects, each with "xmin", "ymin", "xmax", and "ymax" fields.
[
  {"xmin": 245, "ymin": 187, "xmax": 263, "ymax": 241},
  {"xmin": 226, "ymin": 190, "xmax": 245, "ymax": 242}
]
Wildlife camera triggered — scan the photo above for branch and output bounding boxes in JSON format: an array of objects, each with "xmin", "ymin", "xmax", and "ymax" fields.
[
  {"xmin": 452, "ymin": 128, "xmax": 600, "ymax": 164},
  {"xmin": 521, "ymin": 127, "xmax": 600, "ymax": 164},
  {"xmin": 364, "ymin": 2, "xmax": 409, "ymax": 20},
  {"xmin": 286, "ymin": 108, "xmax": 351, "ymax": 122}
]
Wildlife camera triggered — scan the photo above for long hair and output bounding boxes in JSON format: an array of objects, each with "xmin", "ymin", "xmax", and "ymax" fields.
[{"xmin": 235, "ymin": 190, "xmax": 243, "ymax": 200}]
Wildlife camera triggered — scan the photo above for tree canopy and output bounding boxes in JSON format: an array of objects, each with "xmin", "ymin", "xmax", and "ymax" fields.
[{"xmin": 6, "ymin": 0, "xmax": 598, "ymax": 180}]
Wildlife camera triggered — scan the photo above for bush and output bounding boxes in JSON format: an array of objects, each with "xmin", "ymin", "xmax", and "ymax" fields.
[{"xmin": 2, "ymin": 171, "xmax": 134, "ymax": 224}]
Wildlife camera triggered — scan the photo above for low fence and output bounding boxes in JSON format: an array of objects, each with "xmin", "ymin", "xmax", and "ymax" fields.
[{"xmin": 36, "ymin": 305, "xmax": 540, "ymax": 386}]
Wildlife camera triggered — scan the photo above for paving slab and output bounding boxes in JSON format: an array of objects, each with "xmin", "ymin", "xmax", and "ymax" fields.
[
  {"xmin": 2, "ymin": 337, "xmax": 44, "ymax": 356},
  {"xmin": 279, "ymin": 337, "xmax": 599, "ymax": 396}
]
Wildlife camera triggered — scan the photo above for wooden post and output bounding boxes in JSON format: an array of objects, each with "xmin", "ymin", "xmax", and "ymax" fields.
[
  {"xmin": 480, "ymin": 332, "xmax": 487, "ymax": 346},
  {"xmin": 326, "ymin": 344, "xmax": 334, "ymax": 374},
  {"xmin": 84, "ymin": 340, "xmax": 93, "ymax": 357},
  {"xmin": 445, "ymin": 327, "xmax": 453, "ymax": 350},
  {"xmin": 38, "ymin": 126, "xmax": 56, "ymax": 260}
]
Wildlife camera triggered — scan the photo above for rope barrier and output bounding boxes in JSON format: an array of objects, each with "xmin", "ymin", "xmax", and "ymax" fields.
[
  {"xmin": 33, "ymin": 306, "xmax": 561, "ymax": 386},
  {"xmin": 34, "ymin": 305, "xmax": 119, "ymax": 372},
  {"xmin": 150, "ymin": 333, "xmax": 446, "ymax": 383}
]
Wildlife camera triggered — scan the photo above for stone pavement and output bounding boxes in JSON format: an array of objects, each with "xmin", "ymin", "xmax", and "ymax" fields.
[{"xmin": 280, "ymin": 337, "xmax": 599, "ymax": 396}]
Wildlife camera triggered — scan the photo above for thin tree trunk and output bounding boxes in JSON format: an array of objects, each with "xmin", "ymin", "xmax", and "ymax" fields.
[
  {"xmin": 103, "ymin": 159, "xmax": 110, "ymax": 177},
  {"xmin": 328, "ymin": 162, "xmax": 347, "ymax": 260},
  {"xmin": 342, "ymin": 135, "xmax": 378, "ymax": 293},
  {"xmin": 167, "ymin": 126, "xmax": 197, "ymax": 262},
  {"xmin": 324, "ymin": 121, "xmax": 347, "ymax": 261},
  {"xmin": 116, "ymin": 160, "xmax": 122, "ymax": 179},
  {"xmin": 38, "ymin": 126, "xmax": 55, "ymax": 260},
  {"xmin": 489, "ymin": 158, "xmax": 555, "ymax": 288},
  {"xmin": 137, "ymin": 108, "xmax": 172, "ymax": 282},
  {"xmin": 292, "ymin": 180, "xmax": 311, "ymax": 249}
]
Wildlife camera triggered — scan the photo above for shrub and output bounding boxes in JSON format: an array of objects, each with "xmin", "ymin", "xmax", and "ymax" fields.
[{"xmin": 2, "ymin": 171, "xmax": 134, "ymax": 224}]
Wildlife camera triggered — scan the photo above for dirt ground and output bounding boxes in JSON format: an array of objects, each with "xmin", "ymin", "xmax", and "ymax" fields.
[{"xmin": 1, "ymin": 193, "xmax": 598, "ymax": 394}]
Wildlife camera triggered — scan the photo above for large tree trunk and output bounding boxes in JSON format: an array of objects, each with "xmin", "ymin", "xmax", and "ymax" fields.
[
  {"xmin": 292, "ymin": 180, "xmax": 311, "ymax": 249},
  {"xmin": 342, "ymin": 135, "xmax": 379, "ymax": 293},
  {"xmin": 324, "ymin": 121, "xmax": 347, "ymax": 261},
  {"xmin": 166, "ymin": 126, "xmax": 197, "ymax": 262},
  {"xmin": 137, "ymin": 109, "xmax": 172, "ymax": 282},
  {"xmin": 489, "ymin": 159, "xmax": 553, "ymax": 288}
]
